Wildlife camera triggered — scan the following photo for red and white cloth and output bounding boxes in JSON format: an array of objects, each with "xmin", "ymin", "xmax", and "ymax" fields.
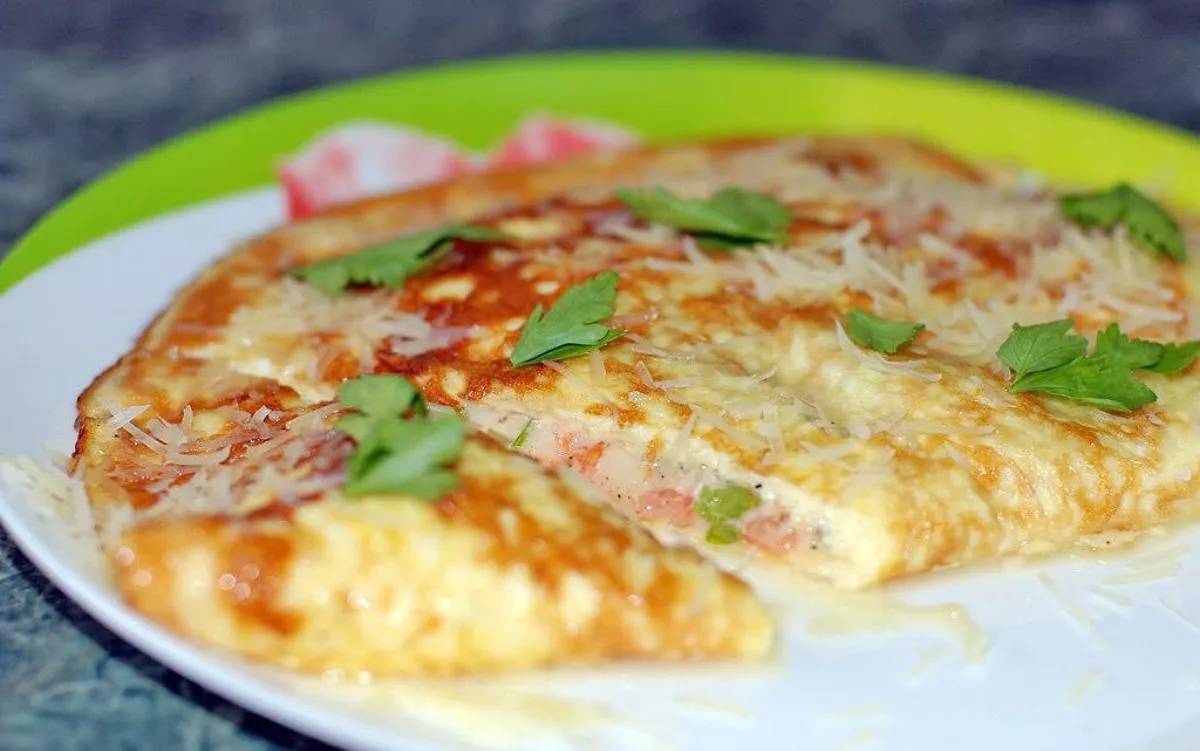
[{"xmin": 278, "ymin": 115, "xmax": 642, "ymax": 220}]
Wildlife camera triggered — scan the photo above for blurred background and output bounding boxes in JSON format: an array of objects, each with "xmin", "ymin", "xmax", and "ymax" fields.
[
  {"xmin": 5, "ymin": 0, "xmax": 1200, "ymax": 250},
  {"xmin": 1, "ymin": 0, "xmax": 1198, "ymax": 748}
]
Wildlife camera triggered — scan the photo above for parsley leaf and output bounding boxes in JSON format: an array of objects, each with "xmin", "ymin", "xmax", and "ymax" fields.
[
  {"xmin": 696, "ymin": 485, "xmax": 761, "ymax": 545},
  {"xmin": 998, "ymin": 319, "xmax": 1200, "ymax": 411},
  {"xmin": 509, "ymin": 271, "xmax": 625, "ymax": 368},
  {"xmin": 338, "ymin": 375, "xmax": 425, "ymax": 420},
  {"xmin": 333, "ymin": 375, "xmax": 465, "ymax": 499},
  {"xmin": 1010, "ymin": 357, "xmax": 1157, "ymax": 412},
  {"xmin": 1059, "ymin": 183, "xmax": 1185, "ymax": 262},
  {"xmin": 845, "ymin": 309, "xmax": 925, "ymax": 354},
  {"xmin": 1145, "ymin": 341, "xmax": 1200, "ymax": 374},
  {"xmin": 996, "ymin": 319, "xmax": 1088, "ymax": 378},
  {"xmin": 615, "ymin": 186, "xmax": 792, "ymax": 248},
  {"xmin": 343, "ymin": 416, "xmax": 464, "ymax": 498},
  {"xmin": 709, "ymin": 188, "xmax": 793, "ymax": 232},
  {"xmin": 291, "ymin": 224, "xmax": 510, "ymax": 296},
  {"xmin": 1123, "ymin": 188, "xmax": 1187, "ymax": 263},
  {"xmin": 1059, "ymin": 188, "xmax": 1125, "ymax": 226},
  {"xmin": 1092, "ymin": 323, "xmax": 1164, "ymax": 370}
]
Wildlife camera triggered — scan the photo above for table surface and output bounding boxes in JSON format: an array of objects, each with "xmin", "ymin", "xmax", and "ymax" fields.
[{"xmin": 4, "ymin": 0, "xmax": 1200, "ymax": 748}]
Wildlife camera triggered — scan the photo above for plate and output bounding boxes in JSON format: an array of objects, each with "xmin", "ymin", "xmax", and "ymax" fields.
[{"xmin": 5, "ymin": 51, "xmax": 1200, "ymax": 751}]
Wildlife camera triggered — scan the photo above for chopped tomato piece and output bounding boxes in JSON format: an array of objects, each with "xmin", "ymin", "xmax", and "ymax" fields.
[
  {"xmin": 741, "ymin": 510, "xmax": 802, "ymax": 554},
  {"xmin": 556, "ymin": 432, "xmax": 608, "ymax": 478},
  {"xmin": 636, "ymin": 488, "xmax": 695, "ymax": 527}
]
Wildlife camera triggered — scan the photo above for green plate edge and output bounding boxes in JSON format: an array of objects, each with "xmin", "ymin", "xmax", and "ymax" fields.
[{"xmin": 5, "ymin": 49, "xmax": 1200, "ymax": 295}]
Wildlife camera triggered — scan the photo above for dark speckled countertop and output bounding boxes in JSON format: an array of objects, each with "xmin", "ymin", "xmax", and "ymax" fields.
[{"xmin": 2, "ymin": 1, "xmax": 1200, "ymax": 748}]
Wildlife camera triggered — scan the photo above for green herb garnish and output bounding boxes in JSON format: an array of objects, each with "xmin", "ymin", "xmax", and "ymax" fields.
[
  {"xmin": 997, "ymin": 320, "xmax": 1198, "ymax": 412},
  {"xmin": 1059, "ymin": 183, "xmax": 1185, "ymax": 262},
  {"xmin": 1145, "ymin": 341, "xmax": 1200, "ymax": 374},
  {"xmin": 615, "ymin": 186, "xmax": 792, "ymax": 249},
  {"xmin": 1091, "ymin": 323, "xmax": 1164, "ymax": 370},
  {"xmin": 510, "ymin": 419, "xmax": 533, "ymax": 450},
  {"xmin": 845, "ymin": 309, "xmax": 926, "ymax": 354},
  {"xmin": 509, "ymin": 271, "xmax": 625, "ymax": 368},
  {"xmin": 1008, "ymin": 356, "xmax": 1157, "ymax": 412},
  {"xmin": 696, "ymin": 485, "xmax": 761, "ymax": 545},
  {"xmin": 333, "ymin": 375, "xmax": 465, "ymax": 499},
  {"xmin": 996, "ymin": 319, "xmax": 1088, "ymax": 379},
  {"xmin": 291, "ymin": 224, "xmax": 510, "ymax": 296}
]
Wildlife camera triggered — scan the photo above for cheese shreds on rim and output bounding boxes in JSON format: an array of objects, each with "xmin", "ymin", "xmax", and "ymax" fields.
[
  {"xmin": 1037, "ymin": 572, "xmax": 1094, "ymax": 636},
  {"xmin": 0, "ymin": 454, "xmax": 109, "ymax": 566}
]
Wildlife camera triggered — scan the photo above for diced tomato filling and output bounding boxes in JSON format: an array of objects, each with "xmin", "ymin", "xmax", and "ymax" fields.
[
  {"xmin": 556, "ymin": 433, "xmax": 607, "ymax": 479},
  {"xmin": 741, "ymin": 510, "xmax": 802, "ymax": 554},
  {"xmin": 635, "ymin": 488, "xmax": 696, "ymax": 527},
  {"xmin": 535, "ymin": 423, "xmax": 804, "ymax": 553}
]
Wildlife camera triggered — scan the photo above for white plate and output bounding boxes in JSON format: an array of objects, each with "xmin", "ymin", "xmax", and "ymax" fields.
[{"xmin": 4, "ymin": 189, "xmax": 1200, "ymax": 751}]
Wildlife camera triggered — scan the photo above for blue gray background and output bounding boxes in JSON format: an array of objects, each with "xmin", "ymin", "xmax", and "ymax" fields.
[{"xmin": 2, "ymin": 1, "xmax": 1199, "ymax": 748}]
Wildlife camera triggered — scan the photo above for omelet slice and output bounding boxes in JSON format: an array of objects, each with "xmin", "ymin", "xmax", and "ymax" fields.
[{"xmin": 109, "ymin": 426, "xmax": 773, "ymax": 675}]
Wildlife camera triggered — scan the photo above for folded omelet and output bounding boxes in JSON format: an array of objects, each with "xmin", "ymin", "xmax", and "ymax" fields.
[{"xmin": 74, "ymin": 135, "xmax": 1200, "ymax": 675}]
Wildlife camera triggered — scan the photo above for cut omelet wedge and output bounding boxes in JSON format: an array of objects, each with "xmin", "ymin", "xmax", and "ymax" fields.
[{"xmin": 114, "ymin": 433, "xmax": 773, "ymax": 675}]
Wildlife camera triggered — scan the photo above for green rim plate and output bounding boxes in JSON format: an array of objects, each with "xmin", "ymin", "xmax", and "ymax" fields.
[{"xmin": 5, "ymin": 49, "xmax": 1200, "ymax": 295}]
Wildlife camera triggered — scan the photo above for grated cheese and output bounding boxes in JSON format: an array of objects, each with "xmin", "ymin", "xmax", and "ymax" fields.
[
  {"xmin": 541, "ymin": 360, "xmax": 620, "ymax": 420},
  {"xmin": 0, "ymin": 454, "xmax": 108, "ymax": 568},
  {"xmin": 634, "ymin": 360, "xmax": 657, "ymax": 390},
  {"xmin": 104, "ymin": 403, "xmax": 149, "ymax": 432},
  {"xmin": 665, "ymin": 411, "xmax": 698, "ymax": 459},
  {"xmin": 587, "ymin": 351, "xmax": 606, "ymax": 383},
  {"xmin": 1089, "ymin": 586, "xmax": 1133, "ymax": 610},
  {"xmin": 208, "ymin": 279, "xmax": 471, "ymax": 373},
  {"xmin": 1036, "ymin": 572, "xmax": 1094, "ymax": 637},
  {"xmin": 98, "ymin": 397, "xmax": 167, "ymax": 454},
  {"xmin": 146, "ymin": 417, "xmax": 189, "ymax": 447},
  {"xmin": 1160, "ymin": 598, "xmax": 1200, "ymax": 632},
  {"xmin": 904, "ymin": 647, "xmax": 947, "ymax": 681},
  {"xmin": 670, "ymin": 693, "xmax": 758, "ymax": 724},
  {"xmin": 624, "ymin": 333, "xmax": 696, "ymax": 361},
  {"xmin": 1100, "ymin": 562, "xmax": 1181, "ymax": 587},
  {"xmin": 1123, "ymin": 543, "xmax": 1190, "ymax": 570},
  {"xmin": 1067, "ymin": 668, "xmax": 1102, "ymax": 707},
  {"xmin": 833, "ymin": 731, "xmax": 883, "ymax": 751},
  {"xmin": 814, "ymin": 706, "xmax": 894, "ymax": 724}
]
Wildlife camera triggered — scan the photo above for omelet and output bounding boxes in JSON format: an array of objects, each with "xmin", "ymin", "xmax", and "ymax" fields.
[{"xmin": 74, "ymin": 135, "xmax": 1200, "ymax": 673}]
